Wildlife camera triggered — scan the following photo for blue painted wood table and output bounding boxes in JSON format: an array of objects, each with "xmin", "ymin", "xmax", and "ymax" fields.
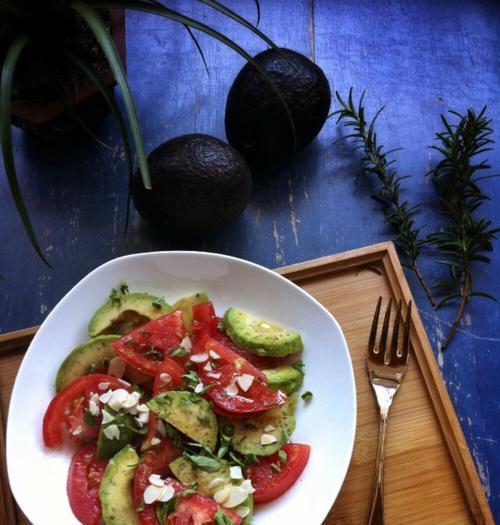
[{"xmin": 1, "ymin": 0, "xmax": 499, "ymax": 520}]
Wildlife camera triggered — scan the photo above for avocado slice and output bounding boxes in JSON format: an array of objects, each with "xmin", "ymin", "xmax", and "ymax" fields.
[
  {"xmin": 172, "ymin": 292, "xmax": 209, "ymax": 332},
  {"xmin": 169, "ymin": 457, "xmax": 253, "ymax": 524},
  {"xmin": 88, "ymin": 292, "xmax": 172, "ymax": 337},
  {"xmin": 223, "ymin": 307, "xmax": 303, "ymax": 357},
  {"xmin": 99, "ymin": 445, "xmax": 140, "ymax": 525},
  {"xmin": 55, "ymin": 335, "xmax": 119, "ymax": 392},
  {"xmin": 96, "ymin": 410, "xmax": 141, "ymax": 461},
  {"xmin": 148, "ymin": 391, "xmax": 218, "ymax": 450},
  {"xmin": 222, "ymin": 395, "xmax": 297, "ymax": 456},
  {"xmin": 263, "ymin": 365, "xmax": 304, "ymax": 395},
  {"xmin": 170, "ymin": 457, "xmax": 231, "ymax": 496}
]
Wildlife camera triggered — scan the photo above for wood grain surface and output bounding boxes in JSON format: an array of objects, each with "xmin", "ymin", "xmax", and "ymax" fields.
[{"xmin": 0, "ymin": 243, "xmax": 492, "ymax": 524}]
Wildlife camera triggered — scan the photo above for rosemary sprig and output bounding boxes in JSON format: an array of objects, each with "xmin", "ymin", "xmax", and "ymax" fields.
[
  {"xmin": 334, "ymin": 89, "xmax": 436, "ymax": 306},
  {"xmin": 428, "ymin": 107, "xmax": 499, "ymax": 349}
]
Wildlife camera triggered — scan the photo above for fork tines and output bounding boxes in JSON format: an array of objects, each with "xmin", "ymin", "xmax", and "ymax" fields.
[{"xmin": 369, "ymin": 297, "xmax": 412, "ymax": 365}]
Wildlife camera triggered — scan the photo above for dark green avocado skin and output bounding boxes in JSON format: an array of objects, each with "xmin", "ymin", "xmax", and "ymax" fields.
[
  {"xmin": 225, "ymin": 48, "xmax": 331, "ymax": 167},
  {"xmin": 132, "ymin": 134, "xmax": 252, "ymax": 236}
]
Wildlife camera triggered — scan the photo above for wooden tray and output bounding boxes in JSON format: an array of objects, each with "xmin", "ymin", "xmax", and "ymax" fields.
[{"xmin": 0, "ymin": 242, "xmax": 494, "ymax": 524}]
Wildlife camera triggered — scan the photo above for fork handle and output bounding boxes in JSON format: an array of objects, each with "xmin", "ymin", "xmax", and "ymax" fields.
[{"xmin": 367, "ymin": 404, "xmax": 390, "ymax": 525}]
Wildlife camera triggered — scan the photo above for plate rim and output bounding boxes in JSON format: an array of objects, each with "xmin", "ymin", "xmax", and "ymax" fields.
[{"xmin": 7, "ymin": 250, "xmax": 357, "ymax": 524}]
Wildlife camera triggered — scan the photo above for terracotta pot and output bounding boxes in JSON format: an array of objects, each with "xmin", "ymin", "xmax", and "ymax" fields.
[{"xmin": 11, "ymin": 9, "xmax": 126, "ymax": 140}]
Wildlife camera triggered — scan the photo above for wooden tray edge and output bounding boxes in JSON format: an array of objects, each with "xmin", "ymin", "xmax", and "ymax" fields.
[{"xmin": 277, "ymin": 241, "xmax": 493, "ymax": 525}]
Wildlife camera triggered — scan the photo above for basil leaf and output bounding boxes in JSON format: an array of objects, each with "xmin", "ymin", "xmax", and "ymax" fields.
[{"xmin": 183, "ymin": 452, "xmax": 221, "ymax": 472}]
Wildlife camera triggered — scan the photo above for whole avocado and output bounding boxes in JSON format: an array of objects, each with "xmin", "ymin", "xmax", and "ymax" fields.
[
  {"xmin": 131, "ymin": 134, "xmax": 252, "ymax": 236},
  {"xmin": 225, "ymin": 48, "xmax": 331, "ymax": 167}
]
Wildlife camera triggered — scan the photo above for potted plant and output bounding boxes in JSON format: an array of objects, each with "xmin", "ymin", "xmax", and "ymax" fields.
[{"xmin": 0, "ymin": 0, "xmax": 288, "ymax": 265}]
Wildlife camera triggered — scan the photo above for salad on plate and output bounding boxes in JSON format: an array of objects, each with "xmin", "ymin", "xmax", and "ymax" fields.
[{"xmin": 42, "ymin": 283, "xmax": 311, "ymax": 525}]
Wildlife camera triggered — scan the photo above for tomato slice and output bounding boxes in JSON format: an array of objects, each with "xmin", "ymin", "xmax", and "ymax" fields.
[
  {"xmin": 67, "ymin": 444, "xmax": 107, "ymax": 525},
  {"xmin": 112, "ymin": 311, "xmax": 186, "ymax": 376},
  {"xmin": 192, "ymin": 302, "xmax": 219, "ymax": 337},
  {"xmin": 134, "ymin": 442, "xmax": 182, "ymax": 525},
  {"xmin": 43, "ymin": 374, "xmax": 129, "ymax": 448},
  {"xmin": 246, "ymin": 443, "xmax": 311, "ymax": 503},
  {"xmin": 168, "ymin": 492, "xmax": 241, "ymax": 525},
  {"xmin": 196, "ymin": 336, "xmax": 287, "ymax": 415}
]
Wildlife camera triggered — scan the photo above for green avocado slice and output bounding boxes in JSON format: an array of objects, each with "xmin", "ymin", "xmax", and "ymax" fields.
[
  {"xmin": 221, "ymin": 395, "xmax": 297, "ymax": 456},
  {"xmin": 223, "ymin": 307, "xmax": 303, "ymax": 357},
  {"xmin": 88, "ymin": 292, "xmax": 172, "ymax": 337},
  {"xmin": 263, "ymin": 365, "xmax": 304, "ymax": 395},
  {"xmin": 55, "ymin": 335, "xmax": 119, "ymax": 392},
  {"xmin": 99, "ymin": 445, "xmax": 140, "ymax": 525},
  {"xmin": 148, "ymin": 391, "xmax": 218, "ymax": 450}
]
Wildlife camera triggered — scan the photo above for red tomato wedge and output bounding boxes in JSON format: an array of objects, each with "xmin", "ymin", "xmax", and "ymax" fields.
[
  {"xmin": 134, "ymin": 443, "xmax": 182, "ymax": 525},
  {"xmin": 67, "ymin": 444, "xmax": 107, "ymax": 525},
  {"xmin": 143, "ymin": 360, "xmax": 184, "ymax": 450},
  {"xmin": 43, "ymin": 374, "xmax": 129, "ymax": 448},
  {"xmin": 246, "ymin": 443, "xmax": 311, "ymax": 503},
  {"xmin": 196, "ymin": 335, "xmax": 287, "ymax": 416},
  {"xmin": 192, "ymin": 302, "xmax": 219, "ymax": 337},
  {"xmin": 112, "ymin": 311, "xmax": 186, "ymax": 376}
]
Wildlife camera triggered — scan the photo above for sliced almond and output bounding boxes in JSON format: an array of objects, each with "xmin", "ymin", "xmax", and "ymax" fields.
[{"xmin": 108, "ymin": 356, "xmax": 126, "ymax": 379}]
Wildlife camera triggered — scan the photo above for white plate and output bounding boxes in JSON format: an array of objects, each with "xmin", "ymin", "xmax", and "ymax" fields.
[{"xmin": 7, "ymin": 251, "xmax": 356, "ymax": 525}]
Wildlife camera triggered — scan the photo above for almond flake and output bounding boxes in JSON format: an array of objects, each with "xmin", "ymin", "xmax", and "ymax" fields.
[
  {"xmin": 209, "ymin": 350, "xmax": 221, "ymax": 360},
  {"xmin": 98, "ymin": 382, "xmax": 111, "ymax": 391},
  {"xmin": 158, "ymin": 484, "xmax": 175, "ymax": 502},
  {"xmin": 159, "ymin": 373, "xmax": 172, "ymax": 384},
  {"xmin": 225, "ymin": 383, "xmax": 239, "ymax": 396},
  {"xmin": 149, "ymin": 474, "xmax": 164, "ymax": 487},
  {"xmin": 207, "ymin": 372, "xmax": 222, "ymax": 380},
  {"xmin": 223, "ymin": 486, "xmax": 248, "ymax": 508},
  {"xmin": 71, "ymin": 425, "xmax": 82, "ymax": 436},
  {"xmin": 230, "ymin": 466, "xmax": 243, "ymax": 480},
  {"xmin": 213, "ymin": 486, "xmax": 231, "ymax": 505},
  {"xmin": 194, "ymin": 382, "xmax": 205, "ymax": 394},
  {"xmin": 190, "ymin": 353, "xmax": 209, "ymax": 363},
  {"xmin": 203, "ymin": 361, "xmax": 213, "ymax": 372},
  {"xmin": 103, "ymin": 424, "xmax": 120, "ymax": 441},
  {"xmin": 143, "ymin": 485, "xmax": 163, "ymax": 505},
  {"xmin": 260, "ymin": 433, "xmax": 277, "ymax": 445},
  {"xmin": 236, "ymin": 374, "xmax": 254, "ymax": 392},
  {"xmin": 236, "ymin": 506, "xmax": 250, "ymax": 518},
  {"xmin": 180, "ymin": 336, "xmax": 192, "ymax": 352},
  {"xmin": 151, "ymin": 437, "xmax": 161, "ymax": 446},
  {"xmin": 208, "ymin": 477, "xmax": 225, "ymax": 490},
  {"xmin": 264, "ymin": 424, "xmax": 275, "ymax": 432},
  {"xmin": 108, "ymin": 356, "xmax": 126, "ymax": 379},
  {"xmin": 240, "ymin": 479, "xmax": 256, "ymax": 495},
  {"xmin": 101, "ymin": 410, "xmax": 114, "ymax": 424}
]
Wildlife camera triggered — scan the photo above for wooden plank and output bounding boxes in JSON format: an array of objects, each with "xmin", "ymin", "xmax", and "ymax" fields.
[{"xmin": 0, "ymin": 243, "xmax": 493, "ymax": 524}]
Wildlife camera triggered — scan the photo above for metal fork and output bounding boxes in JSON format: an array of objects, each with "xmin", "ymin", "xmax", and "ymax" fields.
[{"xmin": 366, "ymin": 297, "xmax": 412, "ymax": 525}]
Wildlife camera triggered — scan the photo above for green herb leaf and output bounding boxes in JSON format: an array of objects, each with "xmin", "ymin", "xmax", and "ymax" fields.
[
  {"xmin": 278, "ymin": 449, "xmax": 288, "ymax": 463},
  {"xmin": 83, "ymin": 410, "xmax": 97, "ymax": 428},
  {"xmin": 170, "ymin": 347, "xmax": 188, "ymax": 358},
  {"xmin": 215, "ymin": 509, "xmax": 234, "ymax": 525},
  {"xmin": 183, "ymin": 451, "xmax": 221, "ymax": 472},
  {"xmin": 301, "ymin": 391, "xmax": 313, "ymax": 402}
]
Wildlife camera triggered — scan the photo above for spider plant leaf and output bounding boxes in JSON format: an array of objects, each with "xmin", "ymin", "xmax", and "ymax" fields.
[
  {"xmin": 63, "ymin": 48, "xmax": 135, "ymax": 234},
  {"xmin": 0, "ymin": 34, "xmax": 50, "ymax": 266},
  {"xmin": 253, "ymin": 0, "xmax": 261, "ymax": 26},
  {"xmin": 196, "ymin": 0, "xmax": 277, "ymax": 52},
  {"xmin": 90, "ymin": 0, "xmax": 296, "ymax": 147},
  {"xmin": 184, "ymin": 25, "xmax": 210, "ymax": 76},
  {"xmin": 71, "ymin": 0, "xmax": 152, "ymax": 189}
]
